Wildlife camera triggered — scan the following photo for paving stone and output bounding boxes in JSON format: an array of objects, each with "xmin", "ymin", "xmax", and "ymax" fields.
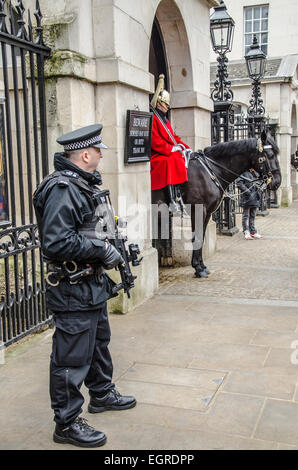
[
  {"xmin": 251, "ymin": 329, "xmax": 298, "ymax": 349},
  {"xmin": 204, "ymin": 392, "xmax": 265, "ymax": 438},
  {"xmin": 222, "ymin": 370, "xmax": 297, "ymax": 400},
  {"xmin": 122, "ymin": 363, "xmax": 226, "ymax": 390},
  {"xmin": 87, "ymin": 415, "xmax": 277, "ymax": 450},
  {"xmin": 254, "ymin": 400, "xmax": 298, "ymax": 446},
  {"xmin": 116, "ymin": 379, "xmax": 216, "ymax": 411},
  {"xmin": 263, "ymin": 347, "xmax": 298, "ymax": 373},
  {"xmin": 188, "ymin": 343, "xmax": 269, "ymax": 370},
  {"xmin": 94, "ymin": 402, "xmax": 208, "ymax": 431}
]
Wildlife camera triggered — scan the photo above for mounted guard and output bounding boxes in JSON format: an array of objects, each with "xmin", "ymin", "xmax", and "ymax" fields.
[{"xmin": 150, "ymin": 74, "xmax": 192, "ymax": 216}]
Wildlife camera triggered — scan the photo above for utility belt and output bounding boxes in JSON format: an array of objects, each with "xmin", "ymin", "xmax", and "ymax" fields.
[{"xmin": 45, "ymin": 260, "xmax": 103, "ymax": 286}]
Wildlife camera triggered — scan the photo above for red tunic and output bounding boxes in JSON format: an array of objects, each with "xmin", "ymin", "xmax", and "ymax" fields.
[{"xmin": 150, "ymin": 113, "xmax": 189, "ymax": 191}]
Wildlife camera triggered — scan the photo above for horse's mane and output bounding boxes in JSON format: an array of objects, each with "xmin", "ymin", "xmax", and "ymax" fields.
[
  {"xmin": 203, "ymin": 133, "xmax": 279, "ymax": 160},
  {"xmin": 203, "ymin": 138, "xmax": 257, "ymax": 160}
]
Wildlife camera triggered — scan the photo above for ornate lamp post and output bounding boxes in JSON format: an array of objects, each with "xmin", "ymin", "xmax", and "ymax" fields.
[
  {"xmin": 210, "ymin": 1, "xmax": 238, "ymax": 235},
  {"xmin": 245, "ymin": 35, "xmax": 269, "ymax": 214},
  {"xmin": 245, "ymin": 35, "xmax": 267, "ymax": 136},
  {"xmin": 210, "ymin": 0, "xmax": 235, "ymax": 117}
]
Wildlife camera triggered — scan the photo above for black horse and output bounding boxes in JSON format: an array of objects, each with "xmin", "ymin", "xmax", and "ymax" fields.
[{"xmin": 152, "ymin": 130, "xmax": 281, "ymax": 278}]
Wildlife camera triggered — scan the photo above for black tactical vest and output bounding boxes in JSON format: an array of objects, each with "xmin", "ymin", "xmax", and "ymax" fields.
[{"xmin": 33, "ymin": 169, "xmax": 114, "ymax": 246}]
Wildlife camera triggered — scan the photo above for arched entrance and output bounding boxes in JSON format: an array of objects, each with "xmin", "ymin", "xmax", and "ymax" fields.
[{"xmin": 149, "ymin": 17, "xmax": 169, "ymax": 93}]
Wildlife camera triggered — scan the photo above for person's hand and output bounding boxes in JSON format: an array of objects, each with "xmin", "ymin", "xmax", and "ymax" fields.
[{"xmin": 102, "ymin": 243, "xmax": 124, "ymax": 270}]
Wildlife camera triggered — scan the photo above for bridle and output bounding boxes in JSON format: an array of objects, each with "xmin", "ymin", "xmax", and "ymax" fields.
[{"xmin": 254, "ymin": 138, "xmax": 273, "ymax": 185}]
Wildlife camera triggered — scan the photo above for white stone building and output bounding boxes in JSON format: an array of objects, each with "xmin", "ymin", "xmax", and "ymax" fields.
[
  {"xmin": 31, "ymin": 0, "xmax": 218, "ymax": 312},
  {"xmin": 210, "ymin": 0, "xmax": 298, "ymax": 204}
]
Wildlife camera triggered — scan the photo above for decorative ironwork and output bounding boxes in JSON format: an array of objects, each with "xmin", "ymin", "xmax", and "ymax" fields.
[
  {"xmin": 34, "ymin": 0, "xmax": 44, "ymax": 46},
  {"xmin": 247, "ymin": 79, "xmax": 265, "ymax": 122},
  {"xmin": 27, "ymin": 9, "xmax": 33, "ymax": 41},
  {"xmin": 9, "ymin": 2, "xmax": 15, "ymax": 35},
  {"xmin": 0, "ymin": 0, "xmax": 51, "ymax": 347},
  {"xmin": 211, "ymin": 53, "xmax": 234, "ymax": 111},
  {"xmin": 15, "ymin": 0, "xmax": 27, "ymax": 39}
]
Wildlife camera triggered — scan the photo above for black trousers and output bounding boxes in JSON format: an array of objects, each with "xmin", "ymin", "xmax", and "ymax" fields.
[
  {"xmin": 50, "ymin": 303, "xmax": 114, "ymax": 426},
  {"xmin": 242, "ymin": 206, "xmax": 258, "ymax": 233}
]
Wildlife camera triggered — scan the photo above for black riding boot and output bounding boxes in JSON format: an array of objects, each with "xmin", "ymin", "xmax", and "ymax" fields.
[
  {"xmin": 166, "ymin": 185, "xmax": 180, "ymax": 215},
  {"xmin": 175, "ymin": 187, "xmax": 188, "ymax": 217}
]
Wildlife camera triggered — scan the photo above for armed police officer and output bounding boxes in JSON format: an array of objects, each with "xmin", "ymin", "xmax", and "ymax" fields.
[{"xmin": 33, "ymin": 124, "xmax": 136, "ymax": 448}]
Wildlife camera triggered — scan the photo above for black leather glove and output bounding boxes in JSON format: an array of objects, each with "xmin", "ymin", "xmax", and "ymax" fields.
[{"xmin": 101, "ymin": 243, "xmax": 125, "ymax": 270}]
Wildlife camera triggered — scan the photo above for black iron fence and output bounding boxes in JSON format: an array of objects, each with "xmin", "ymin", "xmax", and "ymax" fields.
[{"xmin": 0, "ymin": 0, "xmax": 51, "ymax": 347}]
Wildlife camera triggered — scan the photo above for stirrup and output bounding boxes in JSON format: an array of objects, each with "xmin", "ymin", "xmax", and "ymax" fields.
[
  {"xmin": 169, "ymin": 200, "xmax": 180, "ymax": 214},
  {"xmin": 165, "ymin": 185, "xmax": 187, "ymax": 217}
]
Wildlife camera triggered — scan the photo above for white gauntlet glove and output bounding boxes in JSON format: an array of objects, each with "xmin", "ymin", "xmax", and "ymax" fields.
[{"xmin": 183, "ymin": 148, "xmax": 193, "ymax": 168}]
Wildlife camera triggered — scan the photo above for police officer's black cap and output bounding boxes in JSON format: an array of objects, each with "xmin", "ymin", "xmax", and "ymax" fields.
[{"xmin": 56, "ymin": 124, "xmax": 108, "ymax": 151}]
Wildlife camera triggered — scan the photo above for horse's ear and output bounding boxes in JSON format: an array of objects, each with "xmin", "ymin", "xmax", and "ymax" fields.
[{"xmin": 261, "ymin": 129, "xmax": 267, "ymax": 144}]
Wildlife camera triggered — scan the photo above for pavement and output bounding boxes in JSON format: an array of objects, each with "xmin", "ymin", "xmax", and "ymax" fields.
[{"xmin": 1, "ymin": 200, "xmax": 298, "ymax": 451}]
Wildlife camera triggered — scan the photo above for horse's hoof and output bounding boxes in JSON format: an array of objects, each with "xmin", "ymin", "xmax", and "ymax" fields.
[
  {"xmin": 195, "ymin": 269, "xmax": 209, "ymax": 278},
  {"xmin": 202, "ymin": 268, "xmax": 210, "ymax": 275}
]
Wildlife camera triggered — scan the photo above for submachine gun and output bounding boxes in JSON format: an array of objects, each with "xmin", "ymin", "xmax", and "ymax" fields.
[
  {"xmin": 48, "ymin": 188, "xmax": 143, "ymax": 299},
  {"xmin": 93, "ymin": 188, "xmax": 143, "ymax": 298}
]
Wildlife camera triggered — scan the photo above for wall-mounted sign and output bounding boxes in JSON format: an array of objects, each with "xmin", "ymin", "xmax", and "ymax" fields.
[{"xmin": 124, "ymin": 110, "xmax": 153, "ymax": 163}]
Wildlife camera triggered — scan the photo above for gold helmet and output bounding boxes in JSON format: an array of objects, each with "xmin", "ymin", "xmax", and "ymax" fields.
[{"xmin": 151, "ymin": 74, "xmax": 170, "ymax": 109}]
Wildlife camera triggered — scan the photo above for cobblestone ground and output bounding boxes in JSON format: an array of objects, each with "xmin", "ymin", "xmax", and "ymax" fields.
[
  {"xmin": 159, "ymin": 202, "xmax": 298, "ymax": 302},
  {"xmin": 0, "ymin": 200, "xmax": 298, "ymax": 451}
]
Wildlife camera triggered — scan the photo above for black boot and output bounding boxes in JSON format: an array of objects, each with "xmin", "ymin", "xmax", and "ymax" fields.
[
  {"xmin": 165, "ymin": 185, "xmax": 180, "ymax": 215},
  {"xmin": 176, "ymin": 187, "xmax": 188, "ymax": 217},
  {"xmin": 88, "ymin": 388, "xmax": 137, "ymax": 413},
  {"xmin": 53, "ymin": 417, "xmax": 107, "ymax": 448}
]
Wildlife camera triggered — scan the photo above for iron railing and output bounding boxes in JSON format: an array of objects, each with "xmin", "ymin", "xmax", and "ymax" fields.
[{"xmin": 0, "ymin": 0, "xmax": 51, "ymax": 347}]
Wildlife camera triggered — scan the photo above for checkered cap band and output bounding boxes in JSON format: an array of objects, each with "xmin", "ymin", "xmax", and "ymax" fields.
[{"xmin": 63, "ymin": 134, "xmax": 102, "ymax": 151}]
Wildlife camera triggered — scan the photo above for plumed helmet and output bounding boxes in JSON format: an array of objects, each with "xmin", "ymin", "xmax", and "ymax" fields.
[
  {"xmin": 158, "ymin": 89, "xmax": 170, "ymax": 107},
  {"xmin": 151, "ymin": 74, "xmax": 170, "ymax": 109}
]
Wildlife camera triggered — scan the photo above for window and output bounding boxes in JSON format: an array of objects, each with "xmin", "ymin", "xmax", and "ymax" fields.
[{"xmin": 244, "ymin": 5, "xmax": 269, "ymax": 55}]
